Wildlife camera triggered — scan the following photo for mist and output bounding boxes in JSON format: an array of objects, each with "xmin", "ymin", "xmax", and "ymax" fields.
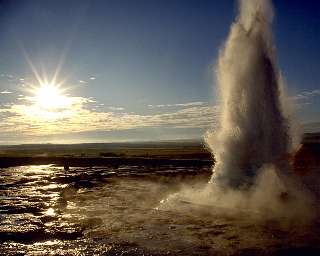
[{"xmin": 159, "ymin": 0, "xmax": 316, "ymax": 223}]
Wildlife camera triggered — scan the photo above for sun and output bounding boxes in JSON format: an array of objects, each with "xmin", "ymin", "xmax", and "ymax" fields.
[
  {"xmin": 23, "ymin": 78, "xmax": 75, "ymax": 121},
  {"xmin": 33, "ymin": 82, "xmax": 70, "ymax": 109},
  {"xmin": 23, "ymin": 53, "xmax": 72, "ymax": 111}
]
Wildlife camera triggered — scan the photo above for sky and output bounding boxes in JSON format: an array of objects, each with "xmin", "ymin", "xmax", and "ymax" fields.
[{"xmin": 0, "ymin": 0, "xmax": 319, "ymax": 144}]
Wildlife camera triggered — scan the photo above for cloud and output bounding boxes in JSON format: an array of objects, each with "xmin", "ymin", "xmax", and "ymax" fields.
[
  {"xmin": 148, "ymin": 101, "xmax": 205, "ymax": 108},
  {"xmin": 0, "ymin": 90, "xmax": 13, "ymax": 94},
  {"xmin": 0, "ymin": 97, "xmax": 219, "ymax": 139},
  {"xmin": 79, "ymin": 77, "xmax": 96, "ymax": 84},
  {"xmin": 148, "ymin": 105, "xmax": 219, "ymax": 128},
  {"xmin": 291, "ymin": 89, "xmax": 320, "ymax": 101},
  {"xmin": 108, "ymin": 106, "xmax": 125, "ymax": 111},
  {"xmin": 0, "ymin": 73, "xmax": 20, "ymax": 83}
]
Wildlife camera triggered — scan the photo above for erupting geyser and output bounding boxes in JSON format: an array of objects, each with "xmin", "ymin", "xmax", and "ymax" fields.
[
  {"xmin": 206, "ymin": 0, "xmax": 295, "ymax": 188},
  {"xmin": 160, "ymin": 0, "xmax": 313, "ymax": 222}
]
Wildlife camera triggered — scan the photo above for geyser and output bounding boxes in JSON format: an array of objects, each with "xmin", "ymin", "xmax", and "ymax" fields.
[
  {"xmin": 160, "ymin": 0, "xmax": 314, "ymax": 223},
  {"xmin": 206, "ymin": 0, "xmax": 294, "ymax": 188}
]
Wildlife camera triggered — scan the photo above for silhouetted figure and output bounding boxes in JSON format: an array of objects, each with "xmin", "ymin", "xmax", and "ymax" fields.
[{"xmin": 64, "ymin": 163, "xmax": 69, "ymax": 171}]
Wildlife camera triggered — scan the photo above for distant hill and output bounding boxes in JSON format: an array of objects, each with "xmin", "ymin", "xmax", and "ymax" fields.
[
  {"xmin": 0, "ymin": 133, "xmax": 318, "ymax": 160},
  {"xmin": 303, "ymin": 133, "xmax": 320, "ymax": 143},
  {"xmin": 0, "ymin": 139, "xmax": 209, "ymax": 159}
]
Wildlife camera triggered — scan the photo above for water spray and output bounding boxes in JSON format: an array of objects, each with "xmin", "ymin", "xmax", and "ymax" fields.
[{"xmin": 206, "ymin": 0, "xmax": 294, "ymax": 189}]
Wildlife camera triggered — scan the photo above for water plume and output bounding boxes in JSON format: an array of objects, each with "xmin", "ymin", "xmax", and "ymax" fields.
[
  {"xmin": 159, "ymin": 0, "xmax": 316, "ymax": 223},
  {"xmin": 205, "ymin": 0, "xmax": 293, "ymax": 188}
]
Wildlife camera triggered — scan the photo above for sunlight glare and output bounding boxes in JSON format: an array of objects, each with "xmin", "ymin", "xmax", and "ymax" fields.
[
  {"xmin": 22, "ymin": 54, "xmax": 76, "ymax": 121},
  {"xmin": 45, "ymin": 208, "xmax": 55, "ymax": 216},
  {"xmin": 33, "ymin": 83, "xmax": 70, "ymax": 109}
]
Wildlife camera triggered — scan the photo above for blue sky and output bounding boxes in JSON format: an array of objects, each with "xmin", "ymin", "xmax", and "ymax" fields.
[{"xmin": 0, "ymin": 0, "xmax": 319, "ymax": 144}]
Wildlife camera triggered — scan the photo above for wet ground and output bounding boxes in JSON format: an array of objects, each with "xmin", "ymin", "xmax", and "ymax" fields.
[{"xmin": 1, "ymin": 164, "xmax": 320, "ymax": 255}]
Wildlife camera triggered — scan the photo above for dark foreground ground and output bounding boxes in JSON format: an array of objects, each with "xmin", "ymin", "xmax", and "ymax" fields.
[
  {"xmin": 1, "ymin": 163, "xmax": 320, "ymax": 256},
  {"xmin": 0, "ymin": 135, "xmax": 320, "ymax": 255}
]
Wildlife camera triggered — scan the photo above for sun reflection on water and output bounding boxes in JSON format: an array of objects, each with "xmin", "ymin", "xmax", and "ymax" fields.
[{"xmin": 45, "ymin": 208, "xmax": 55, "ymax": 216}]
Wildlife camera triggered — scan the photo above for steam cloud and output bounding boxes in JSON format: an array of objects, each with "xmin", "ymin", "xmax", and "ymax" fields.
[
  {"xmin": 202, "ymin": 0, "xmax": 315, "ymax": 221},
  {"xmin": 159, "ymin": 0, "xmax": 315, "ymax": 223},
  {"xmin": 205, "ymin": 0, "xmax": 293, "ymax": 188}
]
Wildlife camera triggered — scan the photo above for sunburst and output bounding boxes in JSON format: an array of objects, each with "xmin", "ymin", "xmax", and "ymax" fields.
[
  {"xmin": 32, "ymin": 82, "xmax": 70, "ymax": 109},
  {"xmin": 23, "ymin": 54, "xmax": 74, "ymax": 120}
]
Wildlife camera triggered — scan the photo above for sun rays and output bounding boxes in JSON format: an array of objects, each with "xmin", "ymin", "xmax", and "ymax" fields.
[{"xmin": 21, "ymin": 53, "xmax": 76, "ymax": 120}]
